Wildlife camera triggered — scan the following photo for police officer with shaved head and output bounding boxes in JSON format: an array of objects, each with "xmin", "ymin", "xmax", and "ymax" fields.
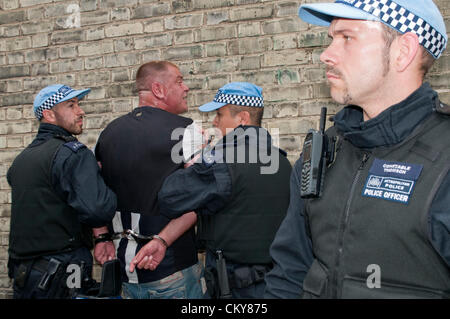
[
  {"xmin": 7, "ymin": 84, "xmax": 117, "ymax": 298},
  {"xmin": 265, "ymin": 0, "xmax": 450, "ymax": 299}
]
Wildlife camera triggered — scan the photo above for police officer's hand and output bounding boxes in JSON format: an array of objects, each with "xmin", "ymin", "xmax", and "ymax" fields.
[
  {"xmin": 94, "ymin": 241, "xmax": 116, "ymax": 265},
  {"xmin": 129, "ymin": 239, "xmax": 167, "ymax": 273}
]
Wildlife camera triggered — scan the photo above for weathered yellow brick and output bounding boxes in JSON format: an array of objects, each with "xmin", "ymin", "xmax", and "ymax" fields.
[{"xmin": 105, "ymin": 23, "xmax": 143, "ymax": 37}]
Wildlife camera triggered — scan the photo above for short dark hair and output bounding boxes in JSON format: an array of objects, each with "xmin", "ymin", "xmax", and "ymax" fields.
[
  {"xmin": 418, "ymin": 48, "xmax": 435, "ymax": 78},
  {"xmin": 227, "ymin": 104, "xmax": 264, "ymax": 126},
  {"xmin": 380, "ymin": 24, "xmax": 435, "ymax": 78},
  {"xmin": 136, "ymin": 61, "xmax": 179, "ymax": 91}
]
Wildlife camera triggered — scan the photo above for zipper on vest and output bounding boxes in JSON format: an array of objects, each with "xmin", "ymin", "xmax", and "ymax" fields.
[{"xmin": 331, "ymin": 152, "xmax": 370, "ymax": 298}]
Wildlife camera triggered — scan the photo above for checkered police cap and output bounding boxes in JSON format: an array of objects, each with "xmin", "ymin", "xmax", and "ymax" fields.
[
  {"xmin": 213, "ymin": 91, "xmax": 263, "ymax": 108},
  {"xmin": 299, "ymin": 0, "xmax": 447, "ymax": 59},
  {"xmin": 199, "ymin": 82, "xmax": 264, "ymax": 112},
  {"xmin": 33, "ymin": 84, "xmax": 90, "ymax": 120}
]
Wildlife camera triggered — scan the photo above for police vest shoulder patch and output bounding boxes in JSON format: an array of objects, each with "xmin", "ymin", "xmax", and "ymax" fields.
[
  {"xmin": 362, "ymin": 158, "xmax": 423, "ymax": 204},
  {"xmin": 202, "ymin": 149, "xmax": 216, "ymax": 166},
  {"xmin": 63, "ymin": 141, "xmax": 86, "ymax": 153}
]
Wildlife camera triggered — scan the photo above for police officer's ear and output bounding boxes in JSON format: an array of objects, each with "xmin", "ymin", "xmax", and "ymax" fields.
[
  {"xmin": 237, "ymin": 110, "xmax": 251, "ymax": 126},
  {"xmin": 41, "ymin": 108, "xmax": 57, "ymax": 124},
  {"xmin": 393, "ymin": 32, "xmax": 421, "ymax": 73}
]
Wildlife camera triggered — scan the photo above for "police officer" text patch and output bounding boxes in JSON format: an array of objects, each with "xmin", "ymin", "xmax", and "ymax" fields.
[{"xmin": 362, "ymin": 158, "xmax": 423, "ymax": 204}]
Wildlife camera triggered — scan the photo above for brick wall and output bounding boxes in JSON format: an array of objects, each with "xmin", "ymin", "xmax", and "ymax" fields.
[{"xmin": 0, "ymin": 0, "xmax": 449, "ymax": 298}]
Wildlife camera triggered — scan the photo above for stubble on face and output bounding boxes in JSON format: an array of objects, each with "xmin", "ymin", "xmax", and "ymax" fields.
[
  {"xmin": 52, "ymin": 99, "xmax": 85, "ymax": 135},
  {"xmin": 325, "ymin": 65, "xmax": 352, "ymax": 105},
  {"xmin": 162, "ymin": 66, "xmax": 189, "ymax": 115},
  {"xmin": 324, "ymin": 20, "xmax": 392, "ymax": 107},
  {"xmin": 54, "ymin": 111, "xmax": 84, "ymax": 135}
]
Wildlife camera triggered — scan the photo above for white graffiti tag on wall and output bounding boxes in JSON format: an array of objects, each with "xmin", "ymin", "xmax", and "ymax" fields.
[{"xmin": 63, "ymin": 4, "xmax": 81, "ymax": 28}]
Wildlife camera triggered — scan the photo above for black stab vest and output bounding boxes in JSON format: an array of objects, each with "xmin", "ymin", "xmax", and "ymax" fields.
[
  {"xmin": 8, "ymin": 137, "xmax": 92, "ymax": 260},
  {"xmin": 198, "ymin": 140, "xmax": 292, "ymax": 265},
  {"xmin": 302, "ymin": 111, "xmax": 450, "ymax": 298}
]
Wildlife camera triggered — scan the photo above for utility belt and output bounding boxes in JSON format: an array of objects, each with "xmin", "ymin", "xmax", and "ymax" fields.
[
  {"xmin": 228, "ymin": 264, "xmax": 271, "ymax": 289},
  {"xmin": 13, "ymin": 257, "xmax": 84, "ymax": 299},
  {"xmin": 204, "ymin": 250, "xmax": 271, "ymax": 299},
  {"xmin": 12, "ymin": 256, "xmax": 121, "ymax": 299}
]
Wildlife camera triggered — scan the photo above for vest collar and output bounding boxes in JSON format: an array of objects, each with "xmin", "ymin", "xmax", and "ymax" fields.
[
  {"xmin": 38, "ymin": 123, "xmax": 72, "ymax": 137},
  {"xmin": 333, "ymin": 83, "xmax": 438, "ymax": 148},
  {"xmin": 220, "ymin": 125, "xmax": 273, "ymax": 150},
  {"xmin": 205, "ymin": 125, "xmax": 274, "ymax": 164},
  {"xmin": 32, "ymin": 123, "xmax": 73, "ymax": 147}
]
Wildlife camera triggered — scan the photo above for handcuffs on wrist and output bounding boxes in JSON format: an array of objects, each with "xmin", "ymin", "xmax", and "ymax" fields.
[
  {"xmin": 93, "ymin": 232, "xmax": 113, "ymax": 245},
  {"xmin": 94, "ymin": 229, "xmax": 168, "ymax": 248}
]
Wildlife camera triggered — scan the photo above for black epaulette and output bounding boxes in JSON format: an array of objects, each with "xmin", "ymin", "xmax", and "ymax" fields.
[
  {"xmin": 63, "ymin": 141, "xmax": 86, "ymax": 153},
  {"xmin": 54, "ymin": 134, "xmax": 77, "ymax": 143},
  {"xmin": 54, "ymin": 135, "xmax": 86, "ymax": 153}
]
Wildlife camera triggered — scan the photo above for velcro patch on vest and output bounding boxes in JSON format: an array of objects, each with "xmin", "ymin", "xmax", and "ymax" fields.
[
  {"xmin": 63, "ymin": 141, "xmax": 86, "ymax": 153},
  {"xmin": 362, "ymin": 158, "xmax": 423, "ymax": 204}
]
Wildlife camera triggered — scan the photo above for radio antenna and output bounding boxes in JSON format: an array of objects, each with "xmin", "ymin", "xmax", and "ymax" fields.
[{"xmin": 319, "ymin": 107, "xmax": 327, "ymax": 134}]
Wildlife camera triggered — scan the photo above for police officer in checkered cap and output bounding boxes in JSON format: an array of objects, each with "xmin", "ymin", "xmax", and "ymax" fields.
[
  {"xmin": 7, "ymin": 84, "xmax": 117, "ymax": 298},
  {"xmin": 265, "ymin": 1, "xmax": 450, "ymax": 298},
  {"xmin": 158, "ymin": 82, "xmax": 293, "ymax": 298}
]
